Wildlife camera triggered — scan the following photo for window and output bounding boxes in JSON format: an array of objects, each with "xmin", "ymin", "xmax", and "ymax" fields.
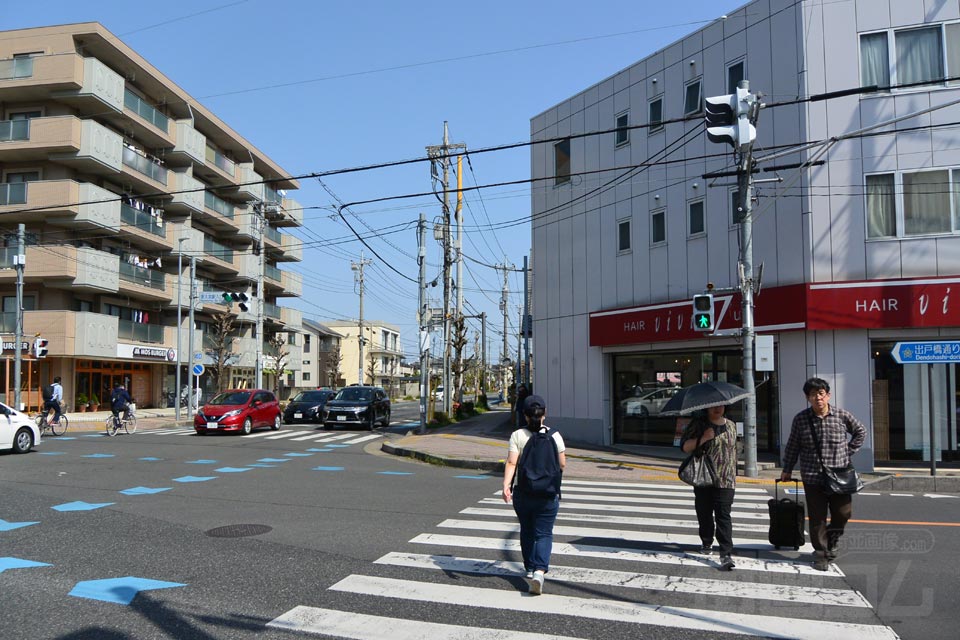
[
  {"xmin": 651, "ymin": 210, "xmax": 666, "ymax": 244},
  {"xmin": 684, "ymin": 80, "xmax": 702, "ymax": 115},
  {"xmin": 860, "ymin": 23, "xmax": 960, "ymax": 89},
  {"xmin": 617, "ymin": 219, "xmax": 631, "ymax": 252},
  {"xmin": 727, "ymin": 61, "xmax": 745, "ymax": 94},
  {"xmin": 304, "ymin": 334, "xmax": 311, "ymax": 353},
  {"xmin": 731, "ymin": 190, "xmax": 744, "ymax": 225},
  {"xmin": 866, "ymin": 169, "xmax": 959, "ymax": 238},
  {"xmin": 554, "ymin": 138, "xmax": 571, "ymax": 185},
  {"xmin": 615, "ymin": 111, "xmax": 630, "ymax": 146},
  {"xmin": 648, "ymin": 98, "xmax": 663, "ymax": 131},
  {"xmin": 303, "ymin": 372, "xmax": 311, "ymax": 382},
  {"xmin": 303, "ymin": 360, "xmax": 310, "ymax": 365},
  {"xmin": 688, "ymin": 200, "xmax": 705, "ymax": 235}
]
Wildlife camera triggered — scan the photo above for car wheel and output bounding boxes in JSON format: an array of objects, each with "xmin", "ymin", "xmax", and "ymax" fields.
[
  {"xmin": 271, "ymin": 415, "xmax": 281, "ymax": 431},
  {"xmin": 13, "ymin": 427, "xmax": 33, "ymax": 454},
  {"xmin": 241, "ymin": 417, "xmax": 253, "ymax": 435}
]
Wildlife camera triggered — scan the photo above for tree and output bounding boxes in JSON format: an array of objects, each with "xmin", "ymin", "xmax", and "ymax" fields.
[
  {"xmin": 325, "ymin": 343, "xmax": 343, "ymax": 387},
  {"xmin": 450, "ymin": 315, "xmax": 468, "ymax": 403},
  {"xmin": 266, "ymin": 332, "xmax": 290, "ymax": 397},
  {"xmin": 206, "ymin": 312, "xmax": 237, "ymax": 393},
  {"xmin": 366, "ymin": 350, "xmax": 377, "ymax": 386}
]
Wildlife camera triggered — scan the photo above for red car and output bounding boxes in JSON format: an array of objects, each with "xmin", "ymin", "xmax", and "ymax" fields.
[{"xmin": 194, "ymin": 389, "xmax": 281, "ymax": 435}]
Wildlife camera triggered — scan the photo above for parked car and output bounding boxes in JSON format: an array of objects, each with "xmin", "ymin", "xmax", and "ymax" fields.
[
  {"xmin": 283, "ymin": 389, "xmax": 336, "ymax": 424},
  {"xmin": 323, "ymin": 386, "xmax": 391, "ymax": 430},
  {"xmin": 194, "ymin": 389, "xmax": 281, "ymax": 435},
  {"xmin": 433, "ymin": 386, "xmax": 444, "ymax": 401},
  {"xmin": 621, "ymin": 386, "xmax": 681, "ymax": 417},
  {"xmin": 0, "ymin": 401, "xmax": 41, "ymax": 454}
]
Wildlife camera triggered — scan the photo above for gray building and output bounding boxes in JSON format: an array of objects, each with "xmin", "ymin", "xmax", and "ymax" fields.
[{"xmin": 531, "ymin": 0, "xmax": 960, "ymax": 469}]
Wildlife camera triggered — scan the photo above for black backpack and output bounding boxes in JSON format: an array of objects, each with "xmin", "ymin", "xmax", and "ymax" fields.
[
  {"xmin": 42, "ymin": 384, "xmax": 55, "ymax": 401},
  {"xmin": 515, "ymin": 427, "xmax": 562, "ymax": 498}
]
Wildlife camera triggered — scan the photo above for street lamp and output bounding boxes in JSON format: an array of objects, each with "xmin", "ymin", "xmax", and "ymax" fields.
[{"xmin": 175, "ymin": 236, "xmax": 187, "ymax": 420}]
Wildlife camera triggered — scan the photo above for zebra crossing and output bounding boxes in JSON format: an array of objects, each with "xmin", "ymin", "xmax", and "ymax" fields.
[
  {"xmin": 143, "ymin": 427, "xmax": 384, "ymax": 446},
  {"xmin": 268, "ymin": 478, "xmax": 900, "ymax": 639}
]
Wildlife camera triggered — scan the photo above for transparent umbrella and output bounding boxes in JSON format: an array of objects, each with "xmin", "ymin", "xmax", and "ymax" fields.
[{"xmin": 659, "ymin": 381, "xmax": 750, "ymax": 415}]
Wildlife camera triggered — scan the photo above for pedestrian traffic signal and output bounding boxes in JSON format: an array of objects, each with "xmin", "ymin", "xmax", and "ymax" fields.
[
  {"xmin": 692, "ymin": 294, "xmax": 715, "ymax": 332},
  {"xmin": 34, "ymin": 337, "xmax": 49, "ymax": 358},
  {"xmin": 704, "ymin": 86, "xmax": 755, "ymax": 149},
  {"xmin": 222, "ymin": 292, "xmax": 250, "ymax": 312}
]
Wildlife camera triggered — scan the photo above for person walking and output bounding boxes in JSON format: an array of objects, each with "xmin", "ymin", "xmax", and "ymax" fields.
[
  {"xmin": 679, "ymin": 404, "xmax": 738, "ymax": 571},
  {"xmin": 514, "ymin": 383, "xmax": 530, "ymax": 428},
  {"xmin": 502, "ymin": 394, "xmax": 566, "ymax": 595},
  {"xmin": 781, "ymin": 377, "xmax": 866, "ymax": 571}
]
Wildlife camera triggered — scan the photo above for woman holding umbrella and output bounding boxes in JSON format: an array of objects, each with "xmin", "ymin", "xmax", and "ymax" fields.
[{"xmin": 672, "ymin": 382, "xmax": 745, "ymax": 571}]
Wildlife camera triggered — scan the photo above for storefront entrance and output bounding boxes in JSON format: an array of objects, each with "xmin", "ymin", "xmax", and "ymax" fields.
[{"xmin": 76, "ymin": 360, "xmax": 152, "ymax": 409}]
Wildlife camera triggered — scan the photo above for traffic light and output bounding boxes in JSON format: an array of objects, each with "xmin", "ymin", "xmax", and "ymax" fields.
[
  {"xmin": 222, "ymin": 292, "xmax": 250, "ymax": 312},
  {"xmin": 34, "ymin": 337, "xmax": 49, "ymax": 358},
  {"xmin": 704, "ymin": 86, "xmax": 755, "ymax": 149},
  {"xmin": 692, "ymin": 294, "xmax": 715, "ymax": 332}
]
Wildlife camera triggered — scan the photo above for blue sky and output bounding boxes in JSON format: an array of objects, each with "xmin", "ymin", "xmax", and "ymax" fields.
[{"xmin": 7, "ymin": 0, "xmax": 727, "ymax": 359}]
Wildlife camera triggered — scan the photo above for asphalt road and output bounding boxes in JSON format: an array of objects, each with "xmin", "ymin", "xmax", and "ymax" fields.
[{"xmin": 1, "ymin": 423, "xmax": 957, "ymax": 639}]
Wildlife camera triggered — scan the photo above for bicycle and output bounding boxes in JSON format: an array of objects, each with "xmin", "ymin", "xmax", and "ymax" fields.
[
  {"xmin": 104, "ymin": 407, "xmax": 137, "ymax": 437},
  {"xmin": 35, "ymin": 409, "xmax": 68, "ymax": 436}
]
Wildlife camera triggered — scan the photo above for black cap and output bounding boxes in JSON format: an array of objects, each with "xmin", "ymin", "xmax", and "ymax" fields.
[{"xmin": 523, "ymin": 394, "xmax": 546, "ymax": 415}]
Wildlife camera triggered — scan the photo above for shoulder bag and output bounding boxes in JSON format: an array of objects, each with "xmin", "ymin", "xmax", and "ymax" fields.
[
  {"xmin": 807, "ymin": 419, "xmax": 863, "ymax": 495},
  {"xmin": 678, "ymin": 423, "xmax": 717, "ymax": 487}
]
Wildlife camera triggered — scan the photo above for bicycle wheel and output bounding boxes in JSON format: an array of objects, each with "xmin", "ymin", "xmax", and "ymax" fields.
[
  {"xmin": 105, "ymin": 416, "xmax": 119, "ymax": 437},
  {"xmin": 50, "ymin": 415, "xmax": 67, "ymax": 436},
  {"xmin": 124, "ymin": 415, "xmax": 137, "ymax": 434}
]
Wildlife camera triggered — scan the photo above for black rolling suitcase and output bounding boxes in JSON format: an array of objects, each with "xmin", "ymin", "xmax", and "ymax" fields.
[{"xmin": 768, "ymin": 479, "xmax": 805, "ymax": 550}]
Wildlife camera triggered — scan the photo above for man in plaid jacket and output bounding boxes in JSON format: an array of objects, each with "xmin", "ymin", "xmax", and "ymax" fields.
[{"xmin": 780, "ymin": 377, "xmax": 865, "ymax": 571}]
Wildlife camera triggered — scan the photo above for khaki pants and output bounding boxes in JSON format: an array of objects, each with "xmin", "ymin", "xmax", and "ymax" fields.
[{"xmin": 802, "ymin": 482, "xmax": 852, "ymax": 558}]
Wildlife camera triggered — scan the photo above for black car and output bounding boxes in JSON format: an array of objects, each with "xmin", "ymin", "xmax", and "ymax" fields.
[
  {"xmin": 283, "ymin": 390, "xmax": 335, "ymax": 424},
  {"xmin": 323, "ymin": 386, "xmax": 390, "ymax": 430}
]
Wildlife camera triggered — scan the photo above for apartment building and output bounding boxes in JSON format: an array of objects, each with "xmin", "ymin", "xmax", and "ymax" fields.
[
  {"xmin": 0, "ymin": 23, "xmax": 303, "ymax": 411},
  {"xmin": 295, "ymin": 319, "xmax": 344, "ymax": 390},
  {"xmin": 531, "ymin": 0, "xmax": 960, "ymax": 469},
  {"xmin": 324, "ymin": 320, "xmax": 403, "ymax": 393}
]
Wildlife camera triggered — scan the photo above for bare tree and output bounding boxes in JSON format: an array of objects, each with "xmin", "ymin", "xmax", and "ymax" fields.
[
  {"xmin": 206, "ymin": 312, "xmax": 237, "ymax": 393},
  {"xmin": 325, "ymin": 343, "xmax": 343, "ymax": 387},
  {"xmin": 266, "ymin": 333, "xmax": 290, "ymax": 397},
  {"xmin": 366, "ymin": 350, "xmax": 377, "ymax": 386},
  {"xmin": 451, "ymin": 315, "xmax": 468, "ymax": 403}
]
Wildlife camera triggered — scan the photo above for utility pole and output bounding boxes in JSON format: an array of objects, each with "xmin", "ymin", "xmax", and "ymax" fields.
[
  {"xmin": 13, "ymin": 224, "xmax": 24, "ymax": 410},
  {"xmin": 522, "ymin": 255, "xmax": 531, "ymax": 387},
  {"xmin": 417, "ymin": 214, "xmax": 428, "ymax": 433},
  {"xmin": 175, "ymin": 237, "xmax": 187, "ymax": 420},
  {"xmin": 186, "ymin": 255, "xmax": 197, "ymax": 415},
  {"xmin": 497, "ymin": 260, "xmax": 512, "ymax": 396},
  {"xmin": 425, "ymin": 122, "xmax": 465, "ymax": 415},
  {"xmin": 352, "ymin": 251, "xmax": 372, "ymax": 385},
  {"xmin": 480, "ymin": 311, "xmax": 486, "ymax": 397},
  {"xmin": 255, "ymin": 201, "xmax": 265, "ymax": 389},
  {"xmin": 516, "ymin": 306, "xmax": 523, "ymax": 385},
  {"xmin": 454, "ymin": 155, "xmax": 464, "ymax": 404}
]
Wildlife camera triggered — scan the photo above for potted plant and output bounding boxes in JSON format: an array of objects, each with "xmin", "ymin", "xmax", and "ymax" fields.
[
  {"xmin": 89, "ymin": 393, "xmax": 100, "ymax": 412},
  {"xmin": 76, "ymin": 392, "xmax": 88, "ymax": 412}
]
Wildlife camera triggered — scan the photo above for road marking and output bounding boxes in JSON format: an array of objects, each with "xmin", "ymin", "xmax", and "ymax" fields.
[
  {"xmin": 264, "ymin": 431, "xmax": 303, "ymax": 440},
  {"xmin": 411, "ymin": 532, "xmax": 837, "ymax": 576},
  {"xmin": 552, "ymin": 492, "xmax": 768, "ymax": 510},
  {"xmin": 562, "ymin": 479, "xmax": 768, "ymax": 494},
  {"xmin": 375, "ymin": 552, "xmax": 871, "ymax": 608},
  {"xmin": 459, "ymin": 507, "xmax": 771, "ymax": 533},
  {"xmin": 560, "ymin": 485, "xmax": 771, "ymax": 502},
  {"xmin": 343, "ymin": 433, "xmax": 383, "ymax": 445},
  {"xmin": 924, "ymin": 493, "xmax": 959, "ymax": 499},
  {"xmin": 889, "ymin": 493, "xmax": 914, "ymax": 497},
  {"xmin": 437, "ymin": 519, "xmax": 815, "ymax": 553},
  {"xmin": 848, "ymin": 518, "xmax": 960, "ymax": 527},
  {"xmin": 268, "ymin": 606, "xmax": 581, "ymax": 640},
  {"xmin": 477, "ymin": 497, "xmax": 769, "ymax": 520},
  {"xmin": 290, "ymin": 432, "xmax": 333, "ymax": 441},
  {"xmin": 328, "ymin": 576, "xmax": 896, "ymax": 639}
]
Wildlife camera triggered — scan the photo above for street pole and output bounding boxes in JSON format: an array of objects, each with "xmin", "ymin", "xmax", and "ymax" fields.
[
  {"xmin": 499, "ymin": 261, "xmax": 510, "ymax": 395},
  {"xmin": 454, "ymin": 155, "xmax": 464, "ymax": 404},
  {"xmin": 187, "ymin": 255, "xmax": 197, "ymax": 416},
  {"xmin": 13, "ymin": 224, "xmax": 24, "ymax": 411},
  {"xmin": 418, "ymin": 214, "xmax": 428, "ymax": 433},
  {"xmin": 523, "ymin": 255, "xmax": 531, "ymax": 387},
  {"xmin": 175, "ymin": 237, "xmax": 186, "ymax": 420},
  {"xmin": 480, "ymin": 311, "xmax": 486, "ymax": 397},
  {"xmin": 738, "ymin": 79, "xmax": 759, "ymax": 479},
  {"xmin": 352, "ymin": 251, "xmax": 372, "ymax": 385},
  {"xmin": 255, "ymin": 202, "xmax": 265, "ymax": 389}
]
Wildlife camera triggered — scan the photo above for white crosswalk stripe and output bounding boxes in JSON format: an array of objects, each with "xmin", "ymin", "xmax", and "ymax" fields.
[
  {"xmin": 139, "ymin": 427, "xmax": 382, "ymax": 447},
  {"xmin": 269, "ymin": 478, "xmax": 898, "ymax": 639}
]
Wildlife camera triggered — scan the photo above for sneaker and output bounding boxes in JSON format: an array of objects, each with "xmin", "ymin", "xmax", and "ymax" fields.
[
  {"xmin": 528, "ymin": 570, "xmax": 544, "ymax": 595},
  {"xmin": 525, "ymin": 570, "xmax": 533, "ymax": 579},
  {"xmin": 698, "ymin": 544, "xmax": 713, "ymax": 556},
  {"xmin": 719, "ymin": 555, "xmax": 736, "ymax": 571}
]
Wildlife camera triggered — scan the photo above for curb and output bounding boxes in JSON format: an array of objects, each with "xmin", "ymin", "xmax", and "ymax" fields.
[{"xmin": 380, "ymin": 441, "xmax": 504, "ymax": 472}]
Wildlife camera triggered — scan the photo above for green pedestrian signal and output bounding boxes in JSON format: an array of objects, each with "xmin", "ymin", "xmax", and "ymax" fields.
[{"xmin": 692, "ymin": 294, "xmax": 715, "ymax": 332}]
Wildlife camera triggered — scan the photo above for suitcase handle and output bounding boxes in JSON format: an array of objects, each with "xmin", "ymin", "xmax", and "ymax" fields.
[{"xmin": 774, "ymin": 478, "xmax": 801, "ymax": 501}]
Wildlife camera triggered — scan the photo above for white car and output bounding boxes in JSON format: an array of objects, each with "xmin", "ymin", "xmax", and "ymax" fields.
[
  {"xmin": 433, "ymin": 386, "xmax": 444, "ymax": 402},
  {"xmin": 0, "ymin": 402, "xmax": 41, "ymax": 454},
  {"xmin": 621, "ymin": 387, "xmax": 681, "ymax": 417}
]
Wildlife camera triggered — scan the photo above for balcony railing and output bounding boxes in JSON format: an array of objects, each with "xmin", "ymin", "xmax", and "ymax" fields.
[
  {"xmin": 204, "ymin": 191, "xmax": 235, "ymax": 219},
  {"xmin": 122, "ymin": 146, "xmax": 168, "ymax": 185},
  {"xmin": 0, "ymin": 119, "xmax": 29, "ymax": 142},
  {"xmin": 264, "ymin": 225, "xmax": 281, "ymax": 244},
  {"xmin": 118, "ymin": 318, "xmax": 165, "ymax": 344},
  {"xmin": 264, "ymin": 302, "xmax": 281, "ymax": 319},
  {"xmin": 124, "ymin": 89, "xmax": 169, "ymax": 132},
  {"xmin": 0, "ymin": 311, "xmax": 15, "ymax": 333},
  {"xmin": 0, "ymin": 57, "xmax": 33, "ymax": 80},
  {"xmin": 121, "ymin": 203, "xmax": 166, "ymax": 238},
  {"xmin": 205, "ymin": 145, "xmax": 235, "ymax": 176},
  {"xmin": 119, "ymin": 262, "xmax": 165, "ymax": 290},
  {"xmin": 0, "ymin": 182, "xmax": 27, "ymax": 205},
  {"xmin": 204, "ymin": 235, "xmax": 234, "ymax": 263},
  {"xmin": 264, "ymin": 185, "xmax": 282, "ymax": 205},
  {"xmin": 264, "ymin": 263, "xmax": 281, "ymax": 282}
]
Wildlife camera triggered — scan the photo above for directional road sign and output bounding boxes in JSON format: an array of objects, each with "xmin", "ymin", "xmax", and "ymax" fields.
[
  {"xmin": 198, "ymin": 291, "xmax": 223, "ymax": 304},
  {"xmin": 192, "ymin": 364, "xmax": 205, "ymax": 376},
  {"xmin": 891, "ymin": 341, "xmax": 960, "ymax": 364}
]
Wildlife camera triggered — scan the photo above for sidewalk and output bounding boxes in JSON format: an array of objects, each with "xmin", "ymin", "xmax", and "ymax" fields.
[
  {"xmin": 381, "ymin": 405, "xmax": 960, "ymax": 492},
  {"xmin": 42, "ymin": 407, "xmax": 192, "ymax": 432}
]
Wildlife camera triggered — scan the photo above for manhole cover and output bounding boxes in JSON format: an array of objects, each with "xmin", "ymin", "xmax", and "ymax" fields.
[{"xmin": 205, "ymin": 524, "xmax": 273, "ymax": 538}]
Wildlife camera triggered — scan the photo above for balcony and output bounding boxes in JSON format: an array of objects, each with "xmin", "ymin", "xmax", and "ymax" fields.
[
  {"xmin": 0, "ymin": 245, "xmax": 119, "ymax": 292},
  {"xmin": 169, "ymin": 120, "xmax": 206, "ymax": 166},
  {"xmin": 118, "ymin": 319, "xmax": 165, "ymax": 344},
  {"xmin": 122, "ymin": 145, "xmax": 168, "ymax": 189},
  {"xmin": 235, "ymin": 163, "xmax": 264, "ymax": 202},
  {"xmin": 168, "ymin": 171, "xmax": 204, "ymax": 215},
  {"xmin": 264, "ymin": 263, "xmax": 282, "ymax": 284},
  {"xmin": 280, "ymin": 306, "xmax": 302, "ymax": 331},
  {"xmin": 0, "ymin": 119, "xmax": 28, "ymax": 141},
  {"xmin": 0, "ymin": 182, "xmax": 25, "ymax": 205},
  {"xmin": 235, "ymin": 253, "xmax": 259, "ymax": 283},
  {"xmin": 202, "ymin": 235, "xmax": 237, "ymax": 274},
  {"xmin": 277, "ymin": 197, "xmax": 304, "ymax": 227},
  {"xmin": 118, "ymin": 261, "xmax": 171, "ymax": 303},
  {"xmin": 202, "ymin": 144, "xmax": 236, "ymax": 186},
  {"xmin": 120, "ymin": 203, "xmax": 173, "ymax": 251},
  {"xmin": 0, "ymin": 57, "xmax": 34, "ymax": 80},
  {"xmin": 281, "ymin": 270, "xmax": 302, "ymax": 297},
  {"xmin": 204, "ymin": 191, "xmax": 236, "ymax": 220},
  {"xmin": 50, "ymin": 56, "xmax": 124, "ymax": 114},
  {"xmin": 264, "ymin": 301, "xmax": 282, "ymax": 321},
  {"xmin": 279, "ymin": 231, "xmax": 302, "ymax": 262},
  {"xmin": 124, "ymin": 88, "xmax": 170, "ymax": 134},
  {"xmin": 0, "ymin": 180, "xmax": 120, "ymax": 229},
  {"xmin": 0, "ymin": 53, "xmax": 86, "ymax": 103},
  {"xmin": 0, "ymin": 116, "xmax": 122, "ymax": 172}
]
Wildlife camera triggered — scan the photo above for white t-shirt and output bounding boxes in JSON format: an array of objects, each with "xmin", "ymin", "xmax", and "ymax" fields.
[{"xmin": 508, "ymin": 427, "xmax": 566, "ymax": 455}]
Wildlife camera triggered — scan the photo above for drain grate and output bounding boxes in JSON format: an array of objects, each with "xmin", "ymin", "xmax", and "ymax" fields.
[{"xmin": 205, "ymin": 524, "xmax": 273, "ymax": 538}]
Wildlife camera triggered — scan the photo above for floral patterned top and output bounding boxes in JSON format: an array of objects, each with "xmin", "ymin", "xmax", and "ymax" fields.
[{"xmin": 680, "ymin": 417, "xmax": 738, "ymax": 489}]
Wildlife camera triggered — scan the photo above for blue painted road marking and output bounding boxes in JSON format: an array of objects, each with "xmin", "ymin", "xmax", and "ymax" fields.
[
  {"xmin": 82, "ymin": 453, "xmax": 115, "ymax": 458},
  {"xmin": 325, "ymin": 444, "xmax": 350, "ymax": 448},
  {"xmin": 185, "ymin": 459, "xmax": 218, "ymax": 464},
  {"xmin": 52, "ymin": 501, "xmax": 115, "ymax": 512},
  {"xmin": 248, "ymin": 463, "xmax": 277, "ymax": 468},
  {"xmin": 0, "ymin": 519, "xmax": 39, "ymax": 532},
  {"xmin": 312, "ymin": 466, "xmax": 344, "ymax": 471},
  {"xmin": 139, "ymin": 457, "xmax": 162, "ymax": 461},
  {"xmin": 55, "ymin": 437, "xmax": 77, "ymax": 440},
  {"xmin": 256, "ymin": 458, "xmax": 291, "ymax": 463},
  {"xmin": 214, "ymin": 467, "xmax": 252, "ymax": 473},
  {"xmin": 283, "ymin": 452, "xmax": 314, "ymax": 457},
  {"xmin": 305, "ymin": 448, "xmax": 333, "ymax": 452},
  {"xmin": 0, "ymin": 557, "xmax": 51, "ymax": 574},
  {"xmin": 68, "ymin": 577, "xmax": 187, "ymax": 605},
  {"xmin": 173, "ymin": 476, "xmax": 216, "ymax": 483},
  {"xmin": 454, "ymin": 475, "xmax": 490, "ymax": 480},
  {"xmin": 377, "ymin": 471, "xmax": 413, "ymax": 476},
  {"xmin": 82, "ymin": 434, "xmax": 104, "ymax": 438},
  {"xmin": 38, "ymin": 452, "xmax": 66, "ymax": 455},
  {"xmin": 119, "ymin": 486, "xmax": 172, "ymax": 496}
]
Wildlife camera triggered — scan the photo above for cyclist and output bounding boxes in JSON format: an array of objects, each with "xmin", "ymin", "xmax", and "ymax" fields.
[
  {"xmin": 42, "ymin": 376, "xmax": 64, "ymax": 425},
  {"xmin": 110, "ymin": 382, "xmax": 132, "ymax": 428}
]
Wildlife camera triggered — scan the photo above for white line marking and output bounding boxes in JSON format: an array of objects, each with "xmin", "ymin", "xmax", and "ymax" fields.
[
  {"xmin": 890, "ymin": 493, "xmax": 914, "ymax": 497},
  {"xmin": 478, "ymin": 497, "xmax": 769, "ymax": 520},
  {"xmin": 562, "ymin": 479, "xmax": 768, "ymax": 494},
  {"xmin": 267, "ymin": 606, "xmax": 583, "ymax": 639},
  {"xmin": 459, "ymin": 507, "xmax": 770, "ymax": 533},
  {"xmin": 329, "ymin": 576, "xmax": 896, "ymax": 639},
  {"xmin": 264, "ymin": 431, "xmax": 305, "ymax": 440},
  {"xmin": 375, "ymin": 552, "xmax": 871, "ymax": 608},
  {"xmin": 240, "ymin": 430, "xmax": 281, "ymax": 438},
  {"xmin": 559, "ymin": 485, "xmax": 771, "ymax": 502},
  {"xmin": 859, "ymin": 492, "xmax": 882, "ymax": 496},
  {"xmin": 530, "ymin": 492, "xmax": 768, "ymax": 510},
  {"xmin": 343, "ymin": 433, "xmax": 383, "ymax": 445},
  {"xmin": 290, "ymin": 432, "xmax": 335, "ymax": 441}
]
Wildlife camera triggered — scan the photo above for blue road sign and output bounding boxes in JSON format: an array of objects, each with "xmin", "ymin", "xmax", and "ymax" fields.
[
  {"xmin": 892, "ymin": 341, "xmax": 960, "ymax": 364},
  {"xmin": 192, "ymin": 363, "xmax": 205, "ymax": 376}
]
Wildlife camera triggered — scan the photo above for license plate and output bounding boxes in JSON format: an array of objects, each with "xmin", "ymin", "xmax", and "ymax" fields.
[
  {"xmin": 337, "ymin": 415, "xmax": 346, "ymax": 421},
  {"xmin": 207, "ymin": 421, "xmax": 218, "ymax": 428},
  {"xmin": 294, "ymin": 413, "xmax": 302, "ymax": 419}
]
